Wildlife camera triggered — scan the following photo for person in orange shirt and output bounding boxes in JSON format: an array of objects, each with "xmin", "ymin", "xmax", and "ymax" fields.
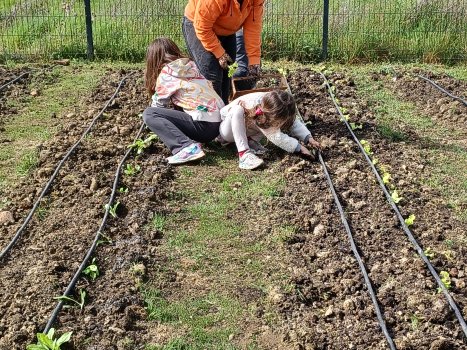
[{"xmin": 183, "ymin": 0, "xmax": 265, "ymax": 104}]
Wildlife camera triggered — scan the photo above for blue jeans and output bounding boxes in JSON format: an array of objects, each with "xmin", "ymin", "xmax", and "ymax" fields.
[
  {"xmin": 232, "ymin": 29, "xmax": 256, "ymax": 91},
  {"xmin": 182, "ymin": 17, "xmax": 237, "ymax": 104}
]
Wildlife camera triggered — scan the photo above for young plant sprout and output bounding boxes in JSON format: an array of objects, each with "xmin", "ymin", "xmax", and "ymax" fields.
[
  {"xmin": 424, "ymin": 247, "xmax": 435, "ymax": 259},
  {"xmin": 437, "ymin": 271, "xmax": 451, "ymax": 293},
  {"xmin": 104, "ymin": 201, "xmax": 120, "ymax": 218},
  {"xmin": 124, "ymin": 163, "xmax": 140, "ymax": 176},
  {"xmin": 360, "ymin": 139, "xmax": 373, "ymax": 155},
  {"xmin": 405, "ymin": 214, "xmax": 415, "ymax": 226},
  {"xmin": 391, "ymin": 189, "xmax": 402, "ymax": 204},
  {"xmin": 83, "ymin": 258, "xmax": 99, "ymax": 281},
  {"xmin": 128, "ymin": 134, "xmax": 158, "ymax": 155},
  {"xmin": 119, "ymin": 187, "xmax": 128, "ymax": 194},
  {"xmin": 26, "ymin": 328, "xmax": 72, "ymax": 350},
  {"xmin": 350, "ymin": 122, "xmax": 362, "ymax": 130},
  {"xmin": 382, "ymin": 172, "xmax": 391, "ymax": 184},
  {"xmin": 228, "ymin": 62, "xmax": 238, "ymax": 78},
  {"xmin": 55, "ymin": 289, "xmax": 86, "ymax": 310}
]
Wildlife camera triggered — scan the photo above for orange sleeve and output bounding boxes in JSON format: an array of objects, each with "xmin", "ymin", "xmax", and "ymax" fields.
[
  {"xmin": 193, "ymin": 1, "xmax": 225, "ymax": 59},
  {"xmin": 243, "ymin": 0, "xmax": 264, "ymax": 65}
]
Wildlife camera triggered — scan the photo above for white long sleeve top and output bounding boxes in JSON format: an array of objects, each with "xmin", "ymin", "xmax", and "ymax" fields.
[{"xmin": 220, "ymin": 92, "xmax": 311, "ymax": 153}]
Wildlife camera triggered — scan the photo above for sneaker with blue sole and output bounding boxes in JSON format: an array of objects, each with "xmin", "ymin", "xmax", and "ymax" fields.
[{"xmin": 167, "ymin": 143, "xmax": 205, "ymax": 165}]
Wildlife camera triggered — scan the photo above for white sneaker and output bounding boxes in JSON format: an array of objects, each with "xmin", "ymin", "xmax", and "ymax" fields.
[
  {"xmin": 239, "ymin": 151, "xmax": 264, "ymax": 170},
  {"xmin": 167, "ymin": 143, "xmax": 205, "ymax": 164}
]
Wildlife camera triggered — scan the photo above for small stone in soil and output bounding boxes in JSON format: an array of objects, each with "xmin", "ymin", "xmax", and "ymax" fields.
[{"xmin": 0, "ymin": 211, "xmax": 14, "ymax": 225}]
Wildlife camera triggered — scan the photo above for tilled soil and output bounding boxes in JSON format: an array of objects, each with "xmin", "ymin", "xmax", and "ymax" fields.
[
  {"xmin": 0, "ymin": 69, "xmax": 163, "ymax": 349},
  {"xmin": 283, "ymin": 69, "xmax": 467, "ymax": 349},
  {"xmin": 0, "ymin": 65, "xmax": 466, "ymax": 350},
  {"xmin": 379, "ymin": 70, "xmax": 467, "ymax": 137}
]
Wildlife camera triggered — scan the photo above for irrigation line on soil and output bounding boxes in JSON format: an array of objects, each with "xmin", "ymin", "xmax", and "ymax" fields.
[
  {"xmin": 317, "ymin": 152, "xmax": 396, "ymax": 349},
  {"xmin": 319, "ymin": 71, "xmax": 467, "ymax": 338},
  {"xmin": 287, "ymin": 78, "xmax": 396, "ymax": 347},
  {"xmin": 0, "ymin": 71, "xmax": 30, "ymax": 92},
  {"xmin": 44, "ymin": 122, "xmax": 145, "ymax": 333},
  {"xmin": 0, "ymin": 72, "xmax": 135, "ymax": 262},
  {"xmin": 415, "ymin": 74, "xmax": 467, "ymax": 106},
  {"xmin": 0, "ymin": 64, "xmax": 61, "ymax": 93}
]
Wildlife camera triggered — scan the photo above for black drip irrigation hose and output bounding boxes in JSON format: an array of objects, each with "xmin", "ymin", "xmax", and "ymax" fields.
[
  {"xmin": 415, "ymin": 74, "xmax": 467, "ymax": 106},
  {"xmin": 0, "ymin": 72, "xmax": 134, "ymax": 261},
  {"xmin": 0, "ymin": 64, "xmax": 60, "ymax": 93},
  {"xmin": 0, "ymin": 71, "xmax": 30, "ymax": 93},
  {"xmin": 44, "ymin": 122, "xmax": 145, "ymax": 333},
  {"xmin": 319, "ymin": 71, "xmax": 467, "ymax": 338},
  {"xmin": 317, "ymin": 152, "xmax": 396, "ymax": 350},
  {"xmin": 287, "ymin": 79, "xmax": 396, "ymax": 348}
]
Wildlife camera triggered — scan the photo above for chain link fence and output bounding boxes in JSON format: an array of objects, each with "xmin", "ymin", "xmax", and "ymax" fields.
[{"xmin": 0, "ymin": 0, "xmax": 466, "ymax": 63}]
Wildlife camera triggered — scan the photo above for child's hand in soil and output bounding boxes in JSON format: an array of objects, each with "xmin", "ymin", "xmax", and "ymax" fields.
[
  {"xmin": 308, "ymin": 138, "xmax": 321, "ymax": 150},
  {"xmin": 300, "ymin": 144, "xmax": 312, "ymax": 156}
]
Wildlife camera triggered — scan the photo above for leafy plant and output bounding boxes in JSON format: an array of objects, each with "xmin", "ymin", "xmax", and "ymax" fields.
[
  {"xmin": 382, "ymin": 172, "xmax": 391, "ymax": 184},
  {"xmin": 104, "ymin": 201, "xmax": 120, "ymax": 218},
  {"xmin": 391, "ymin": 190, "xmax": 402, "ymax": 203},
  {"xmin": 128, "ymin": 134, "xmax": 158, "ymax": 155},
  {"xmin": 424, "ymin": 247, "xmax": 435, "ymax": 259},
  {"xmin": 124, "ymin": 163, "xmax": 141, "ymax": 176},
  {"xmin": 26, "ymin": 328, "xmax": 72, "ymax": 350},
  {"xmin": 360, "ymin": 139, "xmax": 373, "ymax": 155},
  {"xmin": 437, "ymin": 271, "xmax": 451, "ymax": 293},
  {"xmin": 119, "ymin": 187, "xmax": 128, "ymax": 194},
  {"xmin": 342, "ymin": 114, "xmax": 350, "ymax": 121},
  {"xmin": 83, "ymin": 258, "xmax": 99, "ymax": 281},
  {"xmin": 227, "ymin": 62, "xmax": 238, "ymax": 78},
  {"xmin": 405, "ymin": 214, "xmax": 415, "ymax": 226},
  {"xmin": 55, "ymin": 290, "xmax": 86, "ymax": 310},
  {"xmin": 372, "ymin": 158, "xmax": 379, "ymax": 165},
  {"xmin": 350, "ymin": 122, "xmax": 362, "ymax": 130},
  {"xmin": 410, "ymin": 314, "xmax": 420, "ymax": 330}
]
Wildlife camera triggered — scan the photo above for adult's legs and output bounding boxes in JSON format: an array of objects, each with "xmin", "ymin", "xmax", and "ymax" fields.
[
  {"xmin": 143, "ymin": 107, "xmax": 220, "ymax": 154},
  {"xmin": 182, "ymin": 17, "xmax": 236, "ymax": 104}
]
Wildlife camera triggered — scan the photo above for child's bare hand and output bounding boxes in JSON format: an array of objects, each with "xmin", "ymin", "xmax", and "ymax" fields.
[
  {"xmin": 308, "ymin": 138, "xmax": 321, "ymax": 150},
  {"xmin": 300, "ymin": 145, "xmax": 312, "ymax": 155}
]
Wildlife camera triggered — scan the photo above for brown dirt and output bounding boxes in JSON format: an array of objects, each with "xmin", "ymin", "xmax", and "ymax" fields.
[
  {"xmin": 0, "ymin": 69, "xmax": 175, "ymax": 349},
  {"xmin": 282, "ymin": 69, "xmax": 467, "ymax": 349},
  {"xmin": 0, "ymin": 66, "xmax": 466, "ymax": 350},
  {"xmin": 378, "ymin": 69, "xmax": 467, "ymax": 135}
]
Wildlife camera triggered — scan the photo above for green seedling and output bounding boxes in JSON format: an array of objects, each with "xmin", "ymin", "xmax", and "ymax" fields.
[
  {"xmin": 360, "ymin": 139, "xmax": 373, "ymax": 155},
  {"xmin": 437, "ymin": 271, "xmax": 451, "ymax": 293},
  {"xmin": 372, "ymin": 158, "xmax": 379, "ymax": 165},
  {"xmin": 228, "ymin": 62, "xmax": 238, "ymax": 78},
  {"xmin": 342, "ymin": 114, "xmax": 350, "ymax": 121},
  {"xmin": 55, "ymin": 289, "xmax": 86, "ymax": 310},
  {"xmin": 382, "ymin": 172, "xmax": 391, "ymax": 184},
  {"xmin": 391, "ymin": 189, "xmax": 402, "ymax": 204},
  {"xmin": 128, "ymin": 134, "xmax": 158, "ymax": 155},
  {"xmin": 83, "ymin": 258, "xmax": 99, "ymax": 281},
  {"xmin": 405, "ymin": 214, "xmax": 415, "ymax": 226},
  {"xmin": 350, "ymin": 122, "xmax": 362, "ymax": 130},
  {"xmin": 26, "ymin": 328, "xmax": 72, "ymax": 350},
  {"xmin": 124, "ymin": 163, "xmax": 140, "ymax": 176},
  {"xmin": 341, "ymin": 107, "xmax": 349, "ymax": 114},
  {"xmin": 97, "ymin": 233, "xmax": 113, "ymax": 246},
  {"xmin": 277, "ymin": 67, "xmax": 287, "ymax": 76},
  {"xmin": 424, "ymin": 247, "xmax": 435, "ymax": 259},
  {"xmin": 330, "ymin": 85, "xmax": 336, "ymax": 93},
  {"xmin": 104, "ymin": 201, "xmax": 120, "ymax": 218},
  {"xmin": 119, "ymin": 187, "xmax": 128, "ymax": 194},
  {"xmin": 410, "ymin": 314, "xmax": 420, "ymax": 330}
]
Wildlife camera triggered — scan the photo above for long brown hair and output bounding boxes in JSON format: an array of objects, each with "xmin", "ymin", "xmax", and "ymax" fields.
[
  {"xmin": 243, "ymin": 90, "xmax": 296, "ymax": 130},
  {"xmin": 145, "ymin": 37, "xmax": 187, "ymax": 98}
]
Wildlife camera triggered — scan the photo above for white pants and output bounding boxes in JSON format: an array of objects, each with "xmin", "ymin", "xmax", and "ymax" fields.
[{"xmin": 219, "ymin": 105, "xmax": 249, "ymax": 152}]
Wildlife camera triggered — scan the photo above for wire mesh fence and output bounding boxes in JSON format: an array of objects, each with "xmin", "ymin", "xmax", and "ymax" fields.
[{"xmin": 0, "ymin": 0, "xmax": 466, "ymax": 63}]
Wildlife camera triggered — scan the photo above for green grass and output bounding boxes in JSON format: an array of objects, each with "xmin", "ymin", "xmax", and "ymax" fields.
[
  {"xmin": 142, "ymin": 155, "xmax": 290, "ymax": 347},
  {"xmin": 0, "ymin": 0, "xmax": 466, "ymax": 62}
]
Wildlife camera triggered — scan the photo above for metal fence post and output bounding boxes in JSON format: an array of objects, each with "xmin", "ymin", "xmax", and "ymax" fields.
[
  {"xmin": 322, "ymin": 0, "xmax": 329, "ymax": 60},
  {"xmin": 84, "ymin": 0, "xmax": 94, "ymax": 60}
]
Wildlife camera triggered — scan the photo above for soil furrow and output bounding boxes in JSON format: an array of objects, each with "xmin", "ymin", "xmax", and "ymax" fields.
[{"xmin": 0, "ymin": 71, "xmax": 146, "ymax": 349}]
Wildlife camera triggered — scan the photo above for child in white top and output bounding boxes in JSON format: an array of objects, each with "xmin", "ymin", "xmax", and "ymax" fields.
[{"xmin": 218, "ymin": 90, "xmax": 320, "ymax": 169}]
